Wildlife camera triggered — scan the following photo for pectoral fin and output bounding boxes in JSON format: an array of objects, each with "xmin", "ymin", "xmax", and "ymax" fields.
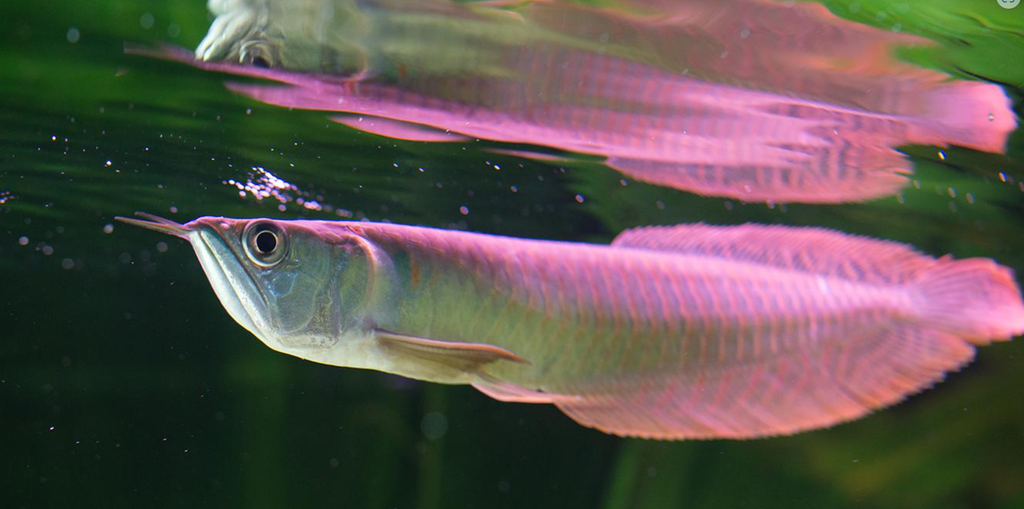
[
  {"xmin": 375, "ymin": 330, "xmax": 529, "ymax": 374},
  {"xmin": 332, "ymin": 116, "xmax": 470, "ymax": 143}
]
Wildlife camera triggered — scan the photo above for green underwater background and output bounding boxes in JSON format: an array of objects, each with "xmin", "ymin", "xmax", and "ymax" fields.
[{"xmin": 1, "ymin": 0, "xmax": 1023, "ymax": 507}]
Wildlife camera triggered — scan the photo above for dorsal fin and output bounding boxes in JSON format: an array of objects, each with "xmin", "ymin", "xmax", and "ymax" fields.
[{"xmin": 611, "ymin": 223, "xmax": 931, "ymax": 285}]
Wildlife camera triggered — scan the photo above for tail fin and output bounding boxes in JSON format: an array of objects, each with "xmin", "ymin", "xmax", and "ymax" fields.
[
  {"xmin": 916, "ymin": 257, "xmax": 1024, "ymax": 343},
  {"xmin": 916, "ymin": 81, "xmax": 1016, "ymax": 154}
]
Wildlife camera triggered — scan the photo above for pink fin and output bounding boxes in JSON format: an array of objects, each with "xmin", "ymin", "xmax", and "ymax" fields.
[
  {"xmin": 612, "ymin": 223, "xmax": 936, "ymax": 285},
  {"xmin": 607, "ymin": 153, "xmax": 910, "ymax": 204},
  {"xmin": 915, "ymin": 258, "xmax": 1024, "ymax": 342},
  {"xmin": 553, "ymin": 326, "xmax": 977, "ymax": 439},
  {"xmin": 919, "ymin": 81, "xmax": 1016, "ymax": 154},
  {"xmin": 482, "ymin": 148, "xmax": 573, "ymax": 163},
  {"xmin": 332, "ymin": 116, "xmax": 470, "ymax": 143},
  {"xmin": 472, "ymin": 376, "xmax": 560, "ymax": 404}
]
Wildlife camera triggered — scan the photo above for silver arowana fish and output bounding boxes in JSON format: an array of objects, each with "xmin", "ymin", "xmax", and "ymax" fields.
[
  {"xmin": 174, "ymin": 0, "xmax": 1017, "ymax": 204},
  {"xmin": 118, "ymin": 214, "xmax": 1024, "ymax": 439}
]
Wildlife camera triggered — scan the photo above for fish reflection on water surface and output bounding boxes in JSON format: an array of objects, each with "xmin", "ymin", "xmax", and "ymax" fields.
[
  {"xmin": 156, "ymin": 0, "xmax": 1019, "ymax": 203},
  {"xmin": 118, "ymin": 214, "xmax": 1024, "ymax": 439}
]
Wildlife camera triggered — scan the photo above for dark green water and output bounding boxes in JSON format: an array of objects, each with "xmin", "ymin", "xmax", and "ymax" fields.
[{"xmin": 2, "ymin": 0, "xmax": 1023, "ymax": 508}]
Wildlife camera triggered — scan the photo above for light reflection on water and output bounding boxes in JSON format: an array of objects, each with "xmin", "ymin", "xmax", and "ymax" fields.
[{"xmin": 168, "ymin": 0, "xmax": 1017, "ymax": 204}]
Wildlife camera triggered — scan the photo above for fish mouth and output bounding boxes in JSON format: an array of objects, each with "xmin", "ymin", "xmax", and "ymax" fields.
[{"xmin": 115, "ymin": 212, "xmax": 268, "ymax": 342}]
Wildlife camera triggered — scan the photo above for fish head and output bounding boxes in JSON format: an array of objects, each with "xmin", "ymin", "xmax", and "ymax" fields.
[
  {"xmin": 194, "ymin": 0, "xmax": 375, "ymax": 76},
  {"xmin": 117, "ymin": 214, "xmax": 376, "ymax": 355}
]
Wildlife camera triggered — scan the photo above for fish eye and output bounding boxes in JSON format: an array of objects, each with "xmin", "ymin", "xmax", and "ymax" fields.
[
  {"xmin": 244, "ymin": 221, "xmax": 288, "ymax": 267},
  {"xmin": 255, "ymin": 230, "xmax": 277, "ymax": 254},
  {"xmin": 240, "ymin": 40, "xmax": 278, "ymax": 68},
  {"xmin": 251, "ymin": 55, "xmax": 271, "ymax": 68}
]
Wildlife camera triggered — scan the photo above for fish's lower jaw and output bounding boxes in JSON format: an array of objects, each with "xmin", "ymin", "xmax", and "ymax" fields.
[
  {"xmin": 292, "ymin": 334, "xmax": 474, "ymax": 384},
  {"xmin": 190, "ymin": 229, "xmax": 267, "ymax": 342},
  {"xmin": 285, "ymin": 331, "xmax": 391, "ymax": 372},
  {"xmin": 273, "ymin": 332, "xmax": 339, "ymax": 351}
]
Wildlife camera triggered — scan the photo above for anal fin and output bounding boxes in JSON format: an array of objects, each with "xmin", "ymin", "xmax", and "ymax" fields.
[
  {"xmin": 551, "ymin": 326, "xmax": 976, "ymax": 439},
  {"xmin": 472, "ymin": 376, "xmax": 564, "ymax": 404}
]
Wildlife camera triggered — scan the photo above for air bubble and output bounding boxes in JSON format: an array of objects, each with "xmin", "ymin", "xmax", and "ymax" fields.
[{"xmin": 421, "ymin": 412, "xmax": 448, "ymax": 440}]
